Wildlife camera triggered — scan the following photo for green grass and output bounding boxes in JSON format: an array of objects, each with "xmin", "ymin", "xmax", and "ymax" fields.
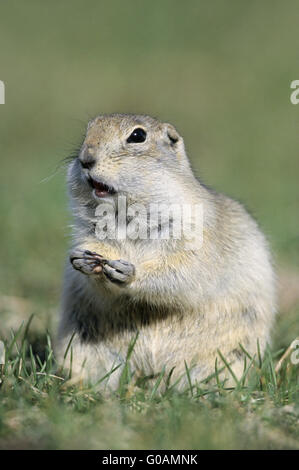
[
  {"xmin": 0, "ymin": 0, "xmax": 298, "ymax": 450},
  {"xmin": 0, "ymin": 316, "xmax": 298, "ymax": 450}
]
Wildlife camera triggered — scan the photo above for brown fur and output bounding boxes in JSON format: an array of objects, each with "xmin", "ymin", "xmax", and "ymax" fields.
[{"xmin": 56, "ymin": 114, "xmax": 276, "ymax": 391}]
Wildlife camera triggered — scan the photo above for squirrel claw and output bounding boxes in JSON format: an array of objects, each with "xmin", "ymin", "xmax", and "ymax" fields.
[
  {"xmin": 70, "ymin": 249, "xmax": 105, "ymax": 275},
  {"xmin": 103, "ymin": 259, "xmax": 135, "ymax": 285}
]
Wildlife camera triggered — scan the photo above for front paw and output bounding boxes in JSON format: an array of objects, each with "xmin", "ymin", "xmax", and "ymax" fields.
[
  {"xmin": 102, "ymin": 259, "xmax": 135, "ymax": 285},
  {"xmin": 70, "ymin": 249, "xmax": 106, "ymax": 275}
]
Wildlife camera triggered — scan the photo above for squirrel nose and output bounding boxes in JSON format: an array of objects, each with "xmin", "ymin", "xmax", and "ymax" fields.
[
  {"xmin": 80, "ymin": 156, "xmax": 96, "ymax": 170},
  {"xmin": 80, "ymin": 147, "xmax": 96, "ymax": 169}
]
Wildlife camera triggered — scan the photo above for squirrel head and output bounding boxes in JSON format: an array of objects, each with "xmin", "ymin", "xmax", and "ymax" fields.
[{"xmin": 68, "ymin": 113, "xmax": 195, "ymax": 207}]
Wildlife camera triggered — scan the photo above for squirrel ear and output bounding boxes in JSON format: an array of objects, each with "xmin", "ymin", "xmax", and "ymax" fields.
[{"xmin": 163, "ymin": 123, "xmax": 181, "ymax": 146}]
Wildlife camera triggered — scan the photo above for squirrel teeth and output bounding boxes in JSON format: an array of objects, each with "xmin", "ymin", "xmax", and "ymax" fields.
[{"xmin": 88, "ymin": 177, "xmax": 116, "ymax": 197}]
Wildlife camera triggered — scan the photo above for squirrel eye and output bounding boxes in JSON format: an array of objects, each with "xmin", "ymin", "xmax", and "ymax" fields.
[{"xmin": 127, "ymin": 128, "xmax": 147, "ymax": 143}]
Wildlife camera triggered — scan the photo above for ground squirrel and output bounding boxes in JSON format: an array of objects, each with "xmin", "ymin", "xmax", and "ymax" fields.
[{"xmin": 57, "ymin": 113, "xmax": 276, "ymax": 390}]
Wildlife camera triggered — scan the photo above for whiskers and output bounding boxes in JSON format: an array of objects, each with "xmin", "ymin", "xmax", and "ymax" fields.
[{"xmin": 38, "ymin": 139, "xmax": 84, "ymax": 185}]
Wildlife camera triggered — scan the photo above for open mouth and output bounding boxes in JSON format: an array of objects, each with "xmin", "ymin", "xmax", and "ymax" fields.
[{"xmin": 87, "ymin": 177, "xmax": 116, "ymax": 198}]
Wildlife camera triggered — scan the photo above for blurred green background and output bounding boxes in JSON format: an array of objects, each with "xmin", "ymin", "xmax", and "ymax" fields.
[
  {"xmin": 0, "ymin": 0, "xmax": 299, "ymax": 451},
  {"xmin": 0, "ymin": 0, "xmax": 298, "ymax": 314}
]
